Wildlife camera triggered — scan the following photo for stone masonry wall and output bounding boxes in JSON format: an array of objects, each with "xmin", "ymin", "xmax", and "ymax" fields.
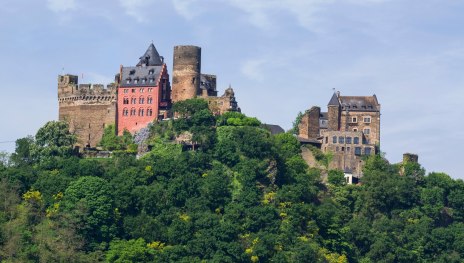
[{"xmin": 172, "ymin": 45, "xmax": 201, "ymax": 102}]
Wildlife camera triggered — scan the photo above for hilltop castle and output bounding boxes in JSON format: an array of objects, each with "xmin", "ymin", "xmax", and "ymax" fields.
[
  {"xmin": 298, "ymin": 92, "xmax": 381, "ymax": 180},
  {"xmin": 58, "ymin": 43, "xmax": 239, "ymax": 149}
]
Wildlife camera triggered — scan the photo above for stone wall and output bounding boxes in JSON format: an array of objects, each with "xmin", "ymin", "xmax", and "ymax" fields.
[
  {"xmin": 298, "ymin": 106, "xmax": 320, "ymax": 139},
  {"xmin": 172, "ymin": 45, "xmax": 201, "ymax": 102},
  {"xmin": 339, "ymin": 111, "xmax": 381, "ymax": 146},
  {"xmin": 58, "ymin": 74, "xmax": 116, "ymax": 149}
]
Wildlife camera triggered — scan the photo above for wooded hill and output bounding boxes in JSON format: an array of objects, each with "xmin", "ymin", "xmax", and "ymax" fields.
[{"xmin": 0, "ymin": 99, "xmax": 463, "ymax": 262}]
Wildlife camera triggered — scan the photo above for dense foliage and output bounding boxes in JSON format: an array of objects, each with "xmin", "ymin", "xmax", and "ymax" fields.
[{"xmin": 0, "ymin": 102, "xmax": 463, "ymax": 262}]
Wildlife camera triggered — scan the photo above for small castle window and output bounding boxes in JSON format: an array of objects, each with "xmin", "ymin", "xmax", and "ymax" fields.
[
  {"xmin": 353, "ymin": 137, "xmax": 359, "ymax": 144},
  {"xmin": 362, "ymin": 105, "xmax": 367, "ymax": 109},
  {"xmin": 365, "ymin": 147, "xmax": 372, "ymax": 155},
  {"xmin": 149, "ymin": 78, "xmax": 154, "ymax": 83},
  {"xmin": 347, "ymin": 147, "xmax": 351, "ymax": 152},
  {"xmin": 368, "ymin": 105, "xmax": 373, "ymax": 109},
  {"xmin": 130, "ymin": 70, "xmax": 135, "ymax": 75},
  {"xmin": 149, "ymin": 70, "xmax": 154, "ymax": 75},
  {"xmin": 126, "ymin": 79, "xmax": 131, "ymax": 84},
  {"xmin": 341, "ymin": 147, "xmax": 345, "ymax": 152},
  {"xmin": 355, "ymin": 147, "xmax": 361, "ymax": 155},
  {"xmin": 147, "ymin": 97, "xmax": 153, "ymax": 104},
  {"xmin": 123, "ymin": 98, "xmax": 129, "ymax": 104},
  {"xmin": 124, "ymin": 89, "xmax": 128, "ymax": 93},
  {"xmin": 139, "ymin": 109, "xmax": 144, "ymax": 116},
  {"xmin": 131, "ymin": 98, "xmax": 136, "ymax": 104},
  {"xmin": 148, "ymin": 88, "xmax": 153, "ymax": 92},
  {"xmin": 139, "ymin": 97, "xmax": 145, "ymax": 104},
  {"xmin": 131, "ymin": 108, "xmax": 136, "ymax": 116},
  {"xmin": 134, "ymin": 79, "xmax": 139, "ymax": 84},
  {"xmin": 141, "ymin": 79, "xmax": 146, "ymax": 84},
  {"xmin": 123, "ymin": 108, "xmax": 129, "ymax": 116},
  {"xmin": 346, "ymin": 137, "xmax": 352, "ymax": 144},
  {"xmin": 332, "ymin": 136, "xmax": 337, "ymax": 144},
  {"xmin": 351, "ymin": 117, "xmax": 357, "ymax": 123},
  {"xmin": 339, "ymin": 136, "xmax": 345, "ymax": 144},
  {"xmin": 140, "ymin": 88, "xmax": 144, "ymax": 93},
  {"xmin": 147, "ymin": 108, "xmax": 153, "ymax": 116},
  {"xmin": 363, "ymin": 117, "xmax": 371, "ymax": 123},
  {"xmin": 132, "ymin": 89, "xmax": 136, "ymax": 93},
  {"xmin": 353, "ymin": 128, "xmax": 358, "ymax": 132},
  {"xmin": 363, "ymin": 128, "xmax": 370, "ymax": 135},
  {"xmin": 325, "ymin": 137, "xmax": 328, "ymax": 143}
]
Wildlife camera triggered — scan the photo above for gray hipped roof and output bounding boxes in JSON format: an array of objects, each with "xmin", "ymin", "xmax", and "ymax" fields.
[
  {"xmin": 136, "ymin": 43, "xmax": 163, "ymax": 66},
  {"xmin": 120, "ymin": 65, "xmax": 163, "ymax": 87}
]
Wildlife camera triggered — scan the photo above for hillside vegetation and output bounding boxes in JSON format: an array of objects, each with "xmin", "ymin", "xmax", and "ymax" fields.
[{"xmin": 0, "ymin": 99, "xmax": 463, "ymax": 262}]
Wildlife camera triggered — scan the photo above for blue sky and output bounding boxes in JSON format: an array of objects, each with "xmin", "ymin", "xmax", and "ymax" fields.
[{"xmin": 0, "ymin": 0, "xmax": 463, "ymax": 178}]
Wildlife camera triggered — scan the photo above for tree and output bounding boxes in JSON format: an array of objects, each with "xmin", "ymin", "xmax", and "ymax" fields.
[
  {"xmin": 60, "ymin": 176, "xmax": 117, "ymax": 247},
  {"xmin": 99, "ymin": 124, "xmax": 134, "ymax": 151},
  {"xmin": 10, "ymin": 136, "xmax": 34, "ymax": 166},
  {"xmin": 31, "ymin": 121, "xmax": 76, "ymax": 163}
]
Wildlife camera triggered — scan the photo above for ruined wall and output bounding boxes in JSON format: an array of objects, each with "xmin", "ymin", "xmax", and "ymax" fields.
[
  {"xmin": 172, "ymin": 45, "xmax": 201, "ymax": 102},
  {"xmin": 298, "ymin": 106, "xmax": 320, "ymax": 139},
  {"xmin": 204, "ymin": 87, "xmax": 239, "ymax": 115},
  {"xmin": 58, "ymin": 75, "xmax": 116, "ymax": 149}
]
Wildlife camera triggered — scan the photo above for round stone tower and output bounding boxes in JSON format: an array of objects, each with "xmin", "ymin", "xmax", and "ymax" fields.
[{"xmin": 172, "ymin": 45, "xmax": 201, "ymax": 102}]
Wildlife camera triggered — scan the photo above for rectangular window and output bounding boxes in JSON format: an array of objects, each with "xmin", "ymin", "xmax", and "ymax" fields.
[
  {"xmin": 124, "ymin": 89, "xmax": 128, "ymax": 93},
  {"xmin": 363, "ymin": 117, "xmax": 371, "ymax": 123},
  {"xmin": 132, "ymin": 89, "xmax": 136, "ymax": 93},
  {"xmin": 325, "ymin": 137, "xmax": 328, "ymax": 143},
  {"xmin": 365, "ymin": 147, "xmax": 372, "ymax": 155},
  {"xmin": 353, "ymin": 137, "xmax": 359, "ymax": 144},
  {"xmin": 347, "ymin": 147, "xmax": 350, "ymax": 152},
  {"xmin": 346, "ymin": 137, "xmax": 352, "ymax": 144},
  {"xmin": 333, "ymin": 136, "xmax": 337, "ymax": 144},
  {"xmin": 363, "ymin": 128, "xmax": 370, "ymax": 135},
  {"xmin": 339, "ymin": 136, "xmax": 345, "ymax": 144},
  {"xmin": 355, "ymin": 147, "xmax": 361, "ymax": 155},
  {"xmin": 351, "ymin": 117, "xmax": 357, "ymax": 123}
]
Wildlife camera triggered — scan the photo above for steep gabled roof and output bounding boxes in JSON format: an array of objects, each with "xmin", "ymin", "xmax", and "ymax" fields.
[
  {"xmin": 328, "ymin": 92, "xmax": 340, "ymax": 106},
  {"xmin": 137, "ymin": 43, "xmax": 163, "ymax": 66}
]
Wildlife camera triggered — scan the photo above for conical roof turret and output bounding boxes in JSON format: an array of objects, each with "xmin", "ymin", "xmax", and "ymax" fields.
[
  {"xmin": 328, "ymin": 92, "xmax": 340, "ymax": 106},
  {"xmin": 137, "ymin": 43, "xmax": 163, "ymax": 66}
]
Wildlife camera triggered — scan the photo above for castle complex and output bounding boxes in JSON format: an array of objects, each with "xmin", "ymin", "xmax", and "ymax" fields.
[
  {"xmin": 58, "ymin": 43, "xmax": 239, "ymax": 149},
  {"xmin": 298, "ymin": 92, "xmax": 381, "ymax": 178}
]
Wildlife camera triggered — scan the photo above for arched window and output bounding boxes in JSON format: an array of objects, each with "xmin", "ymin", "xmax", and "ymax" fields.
[
  {"xmin": 139, "ymin": 97, "xmax": 144, "ymax": 104},
  {"xmin": 123, "ymin": 108, "xmax": 129, "ymax": 116},
  {"xmin": 147, "ymin": 96, "xmax": 153, "ymax": 104},
  {"xmin": 130, "ymin": 108, "xmax": 136, "ymax": 116},
  {"xmin": 131, "ymin": 97, "xmax": 136, "ymax": 104},
  {"xmin": 147, "ymin": 108, "xmax": 153, "ymax": 116},
  {"xmin": 123, "ymin": 97, "xmax": 129, "ymax": 104},
  {"xmin": 139, "ymin": 109, "xmax": 144, "ymax": 116}
]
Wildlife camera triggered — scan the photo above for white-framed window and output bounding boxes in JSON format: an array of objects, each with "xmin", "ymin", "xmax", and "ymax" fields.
[
  {"xmin": 148, "ymin": 88, "xmax": 153, "ymax": 92},
  {"xmin": 363, "ymin": 116, "xmax": 371, "ymax": 123},
  {"xmin": 353, "ymin": 128, "xmax": 358, "ymax": 132},
  {"xmin": 140, "ymin": 88, "xmax": 144, "ymax": 93},
  {"xmin": 363, "ymin": 128, "xmax": 370, "ymax": 135},
  {"xmin": 124, "ymin": 89, "xmax": 128, "ymax": 94},
  {"xmin": 351, "ymin": 117, "xmax": 357, "ymax": 123}
]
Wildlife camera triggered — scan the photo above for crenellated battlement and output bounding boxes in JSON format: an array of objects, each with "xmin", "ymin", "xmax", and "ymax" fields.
[{"xmin": 58, "ymin": 74, "xmax": 116, "ymax": 104}]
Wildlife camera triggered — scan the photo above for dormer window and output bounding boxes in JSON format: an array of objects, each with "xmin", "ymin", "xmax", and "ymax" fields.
[
  {"xmin": 129, "ymin": 70, "xmax": 135, "ymax": 75},
  {"xmin": 141, "ymin": 78, "xmax": 146, "ymax": 84},
  {"xmin": 149, "ymin": 69, "xmax": 154, "ymax": 75},
  {"xmin": 126, "ymin": 78, "xmax": 131, "ymax": 84},
  {"xmin": 134, "ymin": 79, "xmax": 139, "ymax": 84},
  {"xmin": 149, "ymin": 78, "xmax": 154, "ymax": 83}
]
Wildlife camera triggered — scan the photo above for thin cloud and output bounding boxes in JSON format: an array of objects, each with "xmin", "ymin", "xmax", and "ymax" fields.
[{"xmin": 47, "ymin": 0, "xmax": 76, "ymax": 12}]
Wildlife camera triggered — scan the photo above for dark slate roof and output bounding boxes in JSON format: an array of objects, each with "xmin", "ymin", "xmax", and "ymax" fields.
[
  {"xmin": 320, "ymin": 112, "xmax": 328, "ymax": 119},
  {"xmin": 328, "ymin": 92, "xmax": 340, "ymax": 106},
  {"xmin": 339, "ymin": 95, "xmax": 380, "ymax": 112},
  {"xmin": 136, "ymin": 43, "xmax": 163, "ymax": 66},
  {"xmin": 200, "ymin": 74, "xmax": 215, "ymax": 91},
  {"xmin": 120, "ymin": 65, "xmax": 163, "ymax": 87},
  {"xmin": 264, "ymin": 124, "xmax": 285, "ymax": 135},
  {"xmin": 297, "ymin": 136, "xmax": 322, "ymax": 145}
]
